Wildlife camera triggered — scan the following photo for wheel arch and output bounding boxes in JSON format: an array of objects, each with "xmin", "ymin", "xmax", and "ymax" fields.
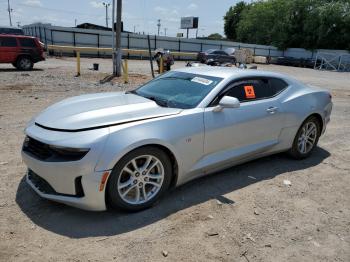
[
  {"xmin": 103, "ymin": 142, "xmax": 179, "ymax": 209},
  {"xmin": 16, "ymin": 54, "xmax": 33, "ymax": 63},
  {"xmin": 302, "ymin": 112, "xmax": 324, "ymax": 135},
  {"xmin": 105, "ymin": 142, "xmax": 179, "ymax": 189}
]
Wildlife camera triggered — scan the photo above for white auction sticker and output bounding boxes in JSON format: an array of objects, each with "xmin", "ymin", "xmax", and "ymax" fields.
[{"xmin": 191, "ymin": 77, "xmax": 213, "ymax": 86}]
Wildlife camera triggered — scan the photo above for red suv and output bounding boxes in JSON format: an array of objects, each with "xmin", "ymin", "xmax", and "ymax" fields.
[{"xmin": 0, "ymin": 35, "xmax": 45, "ymax": 70}]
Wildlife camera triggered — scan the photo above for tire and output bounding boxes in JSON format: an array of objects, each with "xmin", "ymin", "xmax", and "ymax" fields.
[
  {"xmin": 12, "ymin": 62, "xmax": 17, "ymax": 68},
  {"xmin": 289, "ymin": 116, "xmax": 321, "ymax": 159},
  {"xmin": 106, "ymin": 146, "xmax": 172, "ymax": 211},
  {"xmin": 16, "ymin": 56, "xmax": 33, "ymax": 71}
]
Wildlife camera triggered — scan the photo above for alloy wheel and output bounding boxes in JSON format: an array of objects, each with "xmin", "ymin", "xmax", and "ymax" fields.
[
  {"xmin": 19, "ymin": 58, "xmax": 32, "ymax": 70},
  {"xmin": 297, "ymin": 121, "xmax": 317, "ymax": 154},
  {"xmin": 117, "ymin": 155, "xmax": 164, "ymax": 205}
]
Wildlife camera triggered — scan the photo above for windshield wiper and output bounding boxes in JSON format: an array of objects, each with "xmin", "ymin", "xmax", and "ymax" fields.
[{"xmin": 145, "ymin": 96, "xmax": 169, "ymax": 107}]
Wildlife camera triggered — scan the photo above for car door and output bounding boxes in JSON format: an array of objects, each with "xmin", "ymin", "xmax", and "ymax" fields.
[
  {"xmin": 217, "ymin": 50, "xmax": 230, "ymax": 63},
  {"xmin": 203, "ymin": 77, "xmax": 288, "ymax": 168},
  {"xmin": 0, "ymin": 36, "xmax": 18, "ymax": 63}
]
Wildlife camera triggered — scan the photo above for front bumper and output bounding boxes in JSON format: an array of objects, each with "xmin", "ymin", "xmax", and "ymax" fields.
[
  {"xmin": 22, "ymin": 123, "xmax": 111, "ymax": 211},
  {"xmin": 25, "ymin": 167, "xmax": 109, "ymax": 211}
]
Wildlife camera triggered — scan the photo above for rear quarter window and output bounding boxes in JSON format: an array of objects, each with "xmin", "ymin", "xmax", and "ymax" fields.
[
  {"xmin": 18, "ymin": 38, "xmax": 37, "ymax": 47},
  {"xmin": 269, "ymin": 78, "xmax": 289, "ymax": 94},
  {"xmin": 0, "ymin": 37, "xmax": 17, "ymax": 47}
]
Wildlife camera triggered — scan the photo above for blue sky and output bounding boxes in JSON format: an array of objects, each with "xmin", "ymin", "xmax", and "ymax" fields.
[{"xmin": 0, "ymin": 0, "xmax": 246, "ymax": 37}]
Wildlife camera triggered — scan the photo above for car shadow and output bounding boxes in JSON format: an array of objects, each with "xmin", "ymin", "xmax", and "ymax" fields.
[
  {"xmin": 16, "ymin": 147, "xmax": 330, "ymax": 238},
  {"xmin": 0, "ymin": 68, "xmax": 43, "ymax": 72}
]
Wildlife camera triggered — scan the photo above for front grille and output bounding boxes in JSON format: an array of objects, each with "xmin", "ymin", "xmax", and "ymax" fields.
[
  {"xmin": 23, "ymin": 136, "xmax": 52, "ymax": 160},
  {"xmin": 27, "ymin": 170, "xmax": 84, "ymax": 197}
]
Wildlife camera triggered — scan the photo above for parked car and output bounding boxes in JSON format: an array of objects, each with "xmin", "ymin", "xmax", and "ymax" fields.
[
  {"xmin": 22, "ymin": 67, "xmax": 332, "ymax": 211},
  {"xmin": 197, "ymin": 49, "xmax": 236, "ymax": 64},
  {"xmin": 0, "ymin": 34, "xmax": 45, "ymax": 70},
  {"xmin": 273, "ymin": 56, "xmax": 321, "ymax": 68},
  {"xmin": 0, "ymin": 26, "xmax": 24, "ymax": 35}
]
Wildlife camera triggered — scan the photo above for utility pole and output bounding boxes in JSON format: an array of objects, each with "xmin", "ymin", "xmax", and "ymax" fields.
[
  {"xmin": 164, "ymin": 28, "xmax": 167, "ymax": 36},
  {"xmin": 16, "ymin": 21, "xmax": 21, "ymax": 28},
  {"xmin": 133, "ymin": 24, "xmax": 139, "ymax": 34},
  {"xmin": 103, "ymin": 2, "xmax": 110, "ymax": 27},
  {"xmin": 75, "ymin": 19, "xmax": 77, "ymax": 27},
  {"xmin": 7, "ymin": 0, "xmax": 13, "ymax": 26},
  {"xmin": 157, "ymin": 19, "xmax": 161, "ymax": 36},
  {"xmin": 115, "ymin": 0, "xmax": 122, "ymax": 76},
  {"xmin": 111, "ymin": 0, "xmax": 116, "ymax": 75}
]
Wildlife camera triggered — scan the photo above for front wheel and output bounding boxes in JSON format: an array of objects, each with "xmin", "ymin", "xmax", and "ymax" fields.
[
  {"xmin": 106, "ymin": 146, "xmax": 172, "ymax": 211},
  {"xmin": 16, "ymin": 56, "xmax": 33, "ymax": 71},
  {"xmin": 289, "ymin": 116, "xmax": 321, "ymax": 159}
]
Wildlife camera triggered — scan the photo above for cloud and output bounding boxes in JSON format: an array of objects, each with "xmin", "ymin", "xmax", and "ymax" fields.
[
  {"xmin": 90, "ymin": 1, "xmax": 104, "ymax": 8},
  {"xmin": 154, "ymin": 6, "xmax": 168, "ymax": 15},
  {"xmin": 23, "ymin": 0, "xmax": 42, "ymax": 7},
  {"xmin": 171, "ymin": 10, "xmax": 179, "ymax": 16},
  {"xmin": 187, "ymin": 3, "xmax": 198, "ymax": 10}
]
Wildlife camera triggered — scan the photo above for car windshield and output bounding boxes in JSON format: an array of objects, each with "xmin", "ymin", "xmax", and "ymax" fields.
[{"xmin": 131, "ymin": 71, "xmax": 223, "ymax": 109}]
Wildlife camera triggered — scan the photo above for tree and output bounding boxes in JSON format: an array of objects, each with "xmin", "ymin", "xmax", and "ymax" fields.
[
  {"xmin": 226, "ymin": 0, "xmax": 350, "ymax": 50},
  {"xmin": 224, "ymin": 1, "xmax": 248, "ymax": 40},
  {"xmin": 207, "ymin": 33, "xmax": 223, "ymax": 40}
]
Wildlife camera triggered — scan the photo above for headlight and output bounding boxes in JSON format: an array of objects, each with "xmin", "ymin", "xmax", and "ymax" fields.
[
  {"xmin": 23, "ymin": 136, "xmax": 90, "ymax": 162},
  {"xmin": 49, "ymin": 145, "xmax": 90, "ymax": 161}
]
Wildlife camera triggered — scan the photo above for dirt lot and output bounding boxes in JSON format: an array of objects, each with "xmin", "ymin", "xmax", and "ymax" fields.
[{"xmin": 0, "ymin": 58, "xmax": 349, "ymax": 262}]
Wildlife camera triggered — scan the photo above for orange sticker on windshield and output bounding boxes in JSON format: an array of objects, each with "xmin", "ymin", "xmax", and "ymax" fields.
[{"xmin": 244, "ymin": 85, "xmax": 256, "ymax": 99}]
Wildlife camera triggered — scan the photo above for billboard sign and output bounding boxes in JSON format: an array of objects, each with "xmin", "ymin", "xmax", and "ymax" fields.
[{"xmin": 180, "ymin": 17, "xmax": 199, "ymax": 29}]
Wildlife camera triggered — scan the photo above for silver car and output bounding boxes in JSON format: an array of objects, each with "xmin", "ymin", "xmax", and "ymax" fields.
[{"xmin": 21, "ymin": 67, "xmax": 332, "ymax": 211}]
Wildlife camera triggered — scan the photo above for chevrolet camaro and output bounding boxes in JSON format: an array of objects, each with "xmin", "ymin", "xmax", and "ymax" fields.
[{"xmin": 21, "ymin": 67, "xmax": 332, "ymax": 211}]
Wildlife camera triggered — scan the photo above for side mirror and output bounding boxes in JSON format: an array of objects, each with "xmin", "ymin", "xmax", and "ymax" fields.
[{"xmin": 213, "ymin": 96, "xmax": 240, "ymax": 112}]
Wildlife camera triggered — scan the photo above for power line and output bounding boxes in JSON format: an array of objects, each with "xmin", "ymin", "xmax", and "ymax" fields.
[{"xmin": 18, "ymin": 3, "xmax": 102, "ymax": 17}]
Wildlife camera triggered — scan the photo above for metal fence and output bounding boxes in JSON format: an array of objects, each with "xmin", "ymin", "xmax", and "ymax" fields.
[{"xmin": 23, "ymin": 23, "xmax": 349, "ymax": 63}]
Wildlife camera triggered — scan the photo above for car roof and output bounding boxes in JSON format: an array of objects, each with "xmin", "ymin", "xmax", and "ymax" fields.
[
  {"xmin": 0, "ymin": 34, "xmax": 36, "ymax": 39},
  {"xmin": 174, "ymin": 66, "xmax": 291, "ymax": 81}
]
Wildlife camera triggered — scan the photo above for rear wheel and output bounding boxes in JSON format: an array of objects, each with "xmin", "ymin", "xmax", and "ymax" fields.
[
  {"xmin": 289, "ymin": 116, "xmax": 321, "ymax": 159},
  {"xmin": 107, "ymin": 146, "xmax": 172, "ymax": 211},
  {"xmin": 16, "ymin": 56, "xmax": 33, "ymax": 71}
]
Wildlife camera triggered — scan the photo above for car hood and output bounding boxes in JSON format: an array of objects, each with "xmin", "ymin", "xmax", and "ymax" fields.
[{"xmin": 34, "ymin": 92, "xmax": 182, "ymax": 131}]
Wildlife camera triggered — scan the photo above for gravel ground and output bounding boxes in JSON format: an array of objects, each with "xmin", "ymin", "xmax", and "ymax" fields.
[{"xmin": 0, "ymin": 57, "xmax": 349, "ymax": 262}]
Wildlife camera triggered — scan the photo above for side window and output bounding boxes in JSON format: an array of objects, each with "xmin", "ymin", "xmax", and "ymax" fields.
[
  {"xmin": 18, "ymin": 38, "xmax": 36, "ymax": 47},
  {"xmin": 0, "ymin": 37, "xmax": 17, "ymax": 47},
  {"xmin": 226, "ymin": 79, "xmax": 273, "ymax": 102},
  {"xmin": 213, "ymin": 51, "xmax": 226, "ymax": 55}
]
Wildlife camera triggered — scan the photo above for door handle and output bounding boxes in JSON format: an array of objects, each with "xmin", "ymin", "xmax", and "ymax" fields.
[{"xmin": 266, "ymin": 106, "xmax": 278, "ymax": 114}]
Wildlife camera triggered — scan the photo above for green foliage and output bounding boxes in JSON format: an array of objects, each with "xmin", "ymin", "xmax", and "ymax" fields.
[
  {"xmin": 224, "ymin": 0, "xmax": 350, "ymax": 50},
  {"xmin": 224, "ymin": 1, "xmax": 248, "ymax": 40},
  {"xmin": 207, "ymin": 33, "xmax": 223, "ymax": 40}
]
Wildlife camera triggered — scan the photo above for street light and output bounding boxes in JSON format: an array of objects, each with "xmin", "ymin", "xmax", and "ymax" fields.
[{"xmin": 102, "ymin": 2, "xmax": 111, "ymax": 27}]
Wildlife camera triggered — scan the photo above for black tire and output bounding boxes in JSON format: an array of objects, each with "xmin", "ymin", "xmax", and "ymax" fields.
[
  {"xmin": 12, "ymin": 62, "xmax": 17, "ymax": 68},
  {"xmin": 106, "ymin": 146, "xmax": 172, "ymax": 211},
  {"xmin": 289, "ymin": 116, "xmax": 321, "ymax": 159},
  {"xmin": 16, "ymin": 56, "xmax": 33, "ymax": 71}
]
